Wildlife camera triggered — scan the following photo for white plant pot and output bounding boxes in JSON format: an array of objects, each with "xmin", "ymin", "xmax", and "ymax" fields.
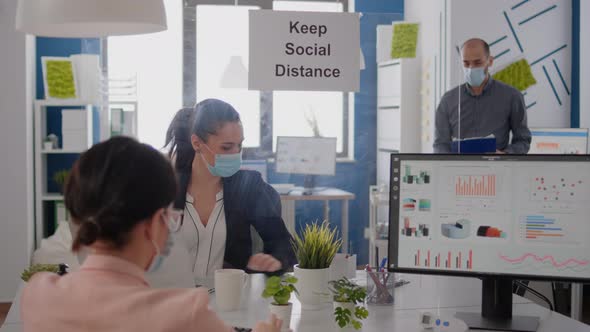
[
  {"xmin": 294, "ymin": 264, "xmax": 330, "ymax": 310},
  {"xmin": 269, "ymin": 302, "xmax": 293, "ymax": 332},
  {"xmin": 333, "ymin": 301, "xmax": 357, "ymax": 330}
]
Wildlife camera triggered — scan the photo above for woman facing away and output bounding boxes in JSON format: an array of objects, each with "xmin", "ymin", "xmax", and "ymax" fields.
[
  {"xmin": 21, "ymin": 136, "xmax": 282, "ymax": 332},
  {"xmin": 165, "ymin": 99, "xmax": 296, "ymax": 286}
]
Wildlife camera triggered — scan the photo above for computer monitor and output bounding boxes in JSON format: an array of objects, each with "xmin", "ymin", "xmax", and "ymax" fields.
[
  {"xmin": 528, "ymin": 128, "xmax": 589, "ymax": 154},
  {"xmin": 388, "ymin": 154, "xmax": 590, "ymax": 332},
  {"xmin": 275, "ymin": 136, "xmax": 337, "ymax": 195}
]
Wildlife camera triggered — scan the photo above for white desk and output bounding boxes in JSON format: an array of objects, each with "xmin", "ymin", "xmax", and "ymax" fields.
[
  {"xmin": 280, "ymin": 188, "xmax": 355, "ymax": 253},
  {"xmin": 4, "ymin": 272, "xmax": 589, "ymax": 332}
]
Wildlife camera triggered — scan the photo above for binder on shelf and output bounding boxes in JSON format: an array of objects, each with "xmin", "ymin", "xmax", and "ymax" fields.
[
  {"xmin": 110, "ymin": 108, "xmax": 136, "ymax": 137},
  {"xmin": 451, "ymin": 135, "xmax": 496, "ymax": 154},
  {"xmin": 54, "ymin": 201, "xmax": 69, "ymax": 230},
  {"xmin": 61, "ymin": 108, "xmax": 92, "ymax": 150}
]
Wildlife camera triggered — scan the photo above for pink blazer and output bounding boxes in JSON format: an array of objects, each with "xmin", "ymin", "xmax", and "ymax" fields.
[{"xmin": 21, "ymin": 254, "xmax": 232, "ymax": 332}]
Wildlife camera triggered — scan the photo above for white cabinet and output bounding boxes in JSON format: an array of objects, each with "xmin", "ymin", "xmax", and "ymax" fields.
[
  {"xmin": 377, "ymin": 62, "xmax": 402, "ymax": 108},
  {"xmin": 373, "ymin": 57, "xmax": 421, "ymax": 267},
  {"xmin": 376, "ymin": 58, "xmax": 421, "ymax": 188},
  {"xmin": 34, "ymin": 100, "xmax": 97, "ymax": 247}
]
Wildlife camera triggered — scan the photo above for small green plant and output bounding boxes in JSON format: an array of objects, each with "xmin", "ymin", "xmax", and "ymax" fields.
[
  {"xmin": 53, "ymin": 169, "xmax": 70, "ymax": 189},
  {"xmin": 21, "ymin": 264, "xmax": 60, "ymax": 282},
  {"xmin": 291, "ymin": 220, "xmax": 342, "ymax": 269},
  {"xmin": 329, "ymin": 277, "xmax": 369, "ymax": 330},
  {"xmin": 261, "ymin": 275, "xmax": 298, "ymax": 305}
]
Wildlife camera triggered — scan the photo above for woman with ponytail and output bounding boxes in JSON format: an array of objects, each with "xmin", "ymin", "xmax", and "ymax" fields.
[
  {"xmin": 165, "ymin": 99, "xmax": 296, "ymax": 286},
  {"xmin": 21, "ymin": 136, "xmax": 282, "ymax": 332}
]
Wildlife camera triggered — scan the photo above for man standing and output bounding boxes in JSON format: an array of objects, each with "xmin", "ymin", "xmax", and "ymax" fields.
[{"xmin": 433, "ymin": 38, "xmax": 531, "ymax": 154}]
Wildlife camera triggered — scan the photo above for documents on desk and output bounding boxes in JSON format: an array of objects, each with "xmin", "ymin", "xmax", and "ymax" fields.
[{"xmin": 271, "ymin": 183, "xmax": 295, "ymax": 195}]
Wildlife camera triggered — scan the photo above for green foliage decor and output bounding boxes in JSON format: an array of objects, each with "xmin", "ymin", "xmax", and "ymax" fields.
[
  {"xmin": 391, "ymin": 23, "xmax": 419, "ymax": 59},
  {"xmin": 492, "ymin": 59, "xmax": 537, "ymax": 91},
  {"xmin": 262, "ymin": 275, "xmax": 298, "ymax": 305},
  {"xmin": 329, "ymin": 277, "xmax": 369, "ymax": 330},
  {"xmin": 21, "ymin": 264, "xmax": 60, "ymax": 282},
  {"xmin": 291, "ymin": 220, "xmax": 342, "ymax": 269},
  {"xmin": 46, "ymin": 60, "xmax": 77, "ymax": 99},
  {"xmin": 53, "ymin": 169, "xmax": 70, "ymax": 191}
]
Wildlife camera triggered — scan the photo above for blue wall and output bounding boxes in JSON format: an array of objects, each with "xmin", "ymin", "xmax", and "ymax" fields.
[
  {"xmin": 571, "ymin": 0, "xmax": 580, "ymax": 128},
  {"xmin": 268, "ymin": 3, "xmax": 404, "ymax": 265},
  {"xmin": 355, "ymin": 1, "xmax": 403, "ymax": 13}
]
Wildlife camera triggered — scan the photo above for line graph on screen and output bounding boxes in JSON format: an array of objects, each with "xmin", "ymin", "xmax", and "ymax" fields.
[{"xmin": 499, "ymin": 253, "xmax": 589, "ymax": 271}]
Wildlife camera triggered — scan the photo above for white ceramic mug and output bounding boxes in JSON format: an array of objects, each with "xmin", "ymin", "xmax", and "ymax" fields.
[{"xmin": 214, "ymin": 269, "xmax": 247, "ymax": 311}]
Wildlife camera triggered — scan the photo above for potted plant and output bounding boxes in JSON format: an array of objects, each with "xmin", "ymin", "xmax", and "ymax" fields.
[
  {"xmin": 53, "ymin": 169, "xmax": 70, "ymax": 193},
  {"xmin": 291, "ymin": 220, "xmax": 342, "ymax": 309},
  {"xmin": 261, "ymin": 275, "xmax": 298, "ymax": 331},
  {"xmin": 43, "ymin": 137, "xmax": 54, "ymax": 150},
  {"xmin": 21, "ymin": 264, "xmax": 64, "ymax": 282},
  {"xmin": 329, "ymin": 277, "xmax": 369, "ymax": 330}
]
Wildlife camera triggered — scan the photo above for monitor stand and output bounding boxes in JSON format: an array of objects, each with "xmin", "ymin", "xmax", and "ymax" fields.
[
  {"xmin": 302, "ymin": 175, "xmax": 328, "ymax": 195},
  {"xmin": 455, "ymin": 278, "xmax": 540, "ymax": 332}
]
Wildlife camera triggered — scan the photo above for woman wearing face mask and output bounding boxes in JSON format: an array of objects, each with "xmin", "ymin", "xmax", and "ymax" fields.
[
  {"xmin": 21, "ymin": 137, "xmax": 282, "ymax": 332},
  {"xmin": 165, "ymin": 99, "xmax": 296, "ymax": 286}
]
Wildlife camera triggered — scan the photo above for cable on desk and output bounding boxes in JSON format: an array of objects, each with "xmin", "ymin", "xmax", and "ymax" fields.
[{"xmin": 513, "ymin": 280, "xmax": 554, "ymax": 311}]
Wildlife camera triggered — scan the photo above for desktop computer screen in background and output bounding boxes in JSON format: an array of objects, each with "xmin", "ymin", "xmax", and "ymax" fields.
[
  {"xmin": 275, "ymin": 136, "xmax": 337, "ymax": 176},
  {"xmin": 275, "ymin": 136, "xmax": 337, "ymax": 195},
  {"xmin": 388, "ymin": 154, "xmax": 590, "ymax": 331},
  {"xmin": 528, "ymin": 128, "xmax": 589, "ymax": 154}
]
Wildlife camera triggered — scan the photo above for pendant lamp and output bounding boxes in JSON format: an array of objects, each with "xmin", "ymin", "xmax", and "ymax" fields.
[{"xmin": 16, "ymin": 0, "xmax": 167, "ymax": 37}]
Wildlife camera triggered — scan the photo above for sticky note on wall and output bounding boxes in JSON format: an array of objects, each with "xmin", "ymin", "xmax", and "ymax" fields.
[
  {"xmin": 492, "ymin": 59, "xmax": 537, "ymax": 91},
  {"xmin": 391, "ymin": 23, "xmax": 419, "ymax": 59}
]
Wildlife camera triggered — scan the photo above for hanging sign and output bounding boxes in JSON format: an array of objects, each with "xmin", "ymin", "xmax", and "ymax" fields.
[{"xmin": 249, "ymin": 10, "xmax": 360, "ymax": 92}]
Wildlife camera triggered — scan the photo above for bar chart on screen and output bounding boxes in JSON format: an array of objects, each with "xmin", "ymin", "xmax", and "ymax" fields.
[
  {"xmin": 411, "ymin": 249, "xmax": 474, "ymax": 270},
  {"xmin": 439, "ymin": 167, "xmax": 504, "ymax": 211},
  {"xmin": 518, "ymin": 214, "xmax": 581, "ymax": 245},
  {"xmin": 455, "ymin": 175, "xmax": 496, "ymax": 197}
]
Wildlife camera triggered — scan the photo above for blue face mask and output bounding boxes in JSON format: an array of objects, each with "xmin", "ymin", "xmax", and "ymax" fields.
[
  {"xmin": 201, "ymin": 144, "xmax": 242, "ymax": 178},
  {"xmin": 146, "ymin": 233, "xmax": 174, "ymax": 273},
  {"xmin": 463, "ymin": 66, "xmax": 487, "ymax": 87}
]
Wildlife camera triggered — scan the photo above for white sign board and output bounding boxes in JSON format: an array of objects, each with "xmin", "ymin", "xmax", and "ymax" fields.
[{"xmin": 249, "ymin": 10, "xmax": 360, "ymax": 92}]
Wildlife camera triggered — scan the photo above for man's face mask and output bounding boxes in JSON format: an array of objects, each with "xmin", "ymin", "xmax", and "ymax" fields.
[{"xmin": 463, "ymin": 66, "xmax": 487, "ymax": 87}]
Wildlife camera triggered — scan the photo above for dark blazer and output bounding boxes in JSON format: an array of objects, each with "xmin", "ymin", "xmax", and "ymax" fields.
[{"xmin": 221, "ymin": 170, "xmax": 297, "ymax": 274}]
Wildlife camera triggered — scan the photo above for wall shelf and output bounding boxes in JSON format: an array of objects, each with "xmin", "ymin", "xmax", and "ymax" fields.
[
  {"xmin": 35, "ymin": 99, "xmax": 97, "ymax": 107},
  {"xmin": 34, "ymin": 100, "xmax": 95, "ymax": 247},
  {"xmin": 41, "ymin": 149, "xmax": 85, "ymax": 154},
  {"xmin": 41, "ymin": 194, "xmax": 64, "ymax": 201}
]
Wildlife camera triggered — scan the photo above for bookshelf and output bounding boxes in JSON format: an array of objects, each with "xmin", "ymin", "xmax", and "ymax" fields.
[{"xmin": 33, "ymin": 100, "xmax": 97, "ymax": 247}]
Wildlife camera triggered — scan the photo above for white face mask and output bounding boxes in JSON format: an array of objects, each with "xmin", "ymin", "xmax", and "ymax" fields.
[
  {"xmin": 463, "ymin": 66, "xmax": 487, "ymax": 87},
  {"xmin": 146, "ymin": 239, "xmax": 165, "ymax": 273},
  {"xmin": 146, "ymin": 216, "xmax": 175, "ymax": 273},
  {"xmin": 201, "ymin": 143, "xmax": 242, "ymax": 178}
]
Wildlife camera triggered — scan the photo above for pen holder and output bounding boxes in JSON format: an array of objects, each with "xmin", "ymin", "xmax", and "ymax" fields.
[{"xmin": 366, "ymin": 270, "xmax": 394, "ymax": 305}]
